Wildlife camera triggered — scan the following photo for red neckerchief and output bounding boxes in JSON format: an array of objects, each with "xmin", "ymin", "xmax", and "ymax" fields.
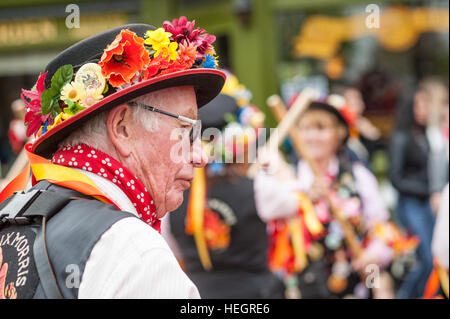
[{"xmin": 51, "ymin": 143, "xmax": 160, "ymax": 232}]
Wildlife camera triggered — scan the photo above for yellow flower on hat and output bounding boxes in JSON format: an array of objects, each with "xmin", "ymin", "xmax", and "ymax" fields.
[
  {"xmin": 47, "ymin": 112, "xmax": 72, "ymax": 130},
  {"xmin": 60, "ymin": 81, "xmax": 86, "ymax": 102},
  {"xmin": 145, "ymin": 28, "xmax": 172, "ymax": 52},
  {"xmin": 155, "ymin": 41, "xmax": 179, "ymax": 62}
]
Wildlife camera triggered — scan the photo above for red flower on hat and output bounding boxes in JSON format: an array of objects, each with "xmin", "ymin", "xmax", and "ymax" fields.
[
  {"xmin": 163, "ymin": 16, "xmax": 216, "ymax": 59},
  {"xmin": 143, "ymin": 40, "xmax": 197, "ymax": 79},
  {"xmin": 176, "ymin": 41, "xmax": 197, "ymax": 67},
  {"xmin": 21, "ymin": 71, "xmax": 54, "ymax": 137},
  {"xmin": 163, "ymin": 16, "xmax": 197, "ymax": 43},
  {"xmin": 143, "ymin": 53, "xmax": 172, "ymax": 80},
  {"xmin": 159, "ymin": 41, "xmax": 197, "ymax": 75},
  {"xmin": 193, "ymin": 33, "xmax": 216, "ymax": 59},
  {"xmin": 99, "ymin": 29, "xmax": 150, "ymax": 87}
]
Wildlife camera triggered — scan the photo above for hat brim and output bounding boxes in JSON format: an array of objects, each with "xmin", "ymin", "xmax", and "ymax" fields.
[{"xmin": 32, "ymin": 68, "xmax": 226, "ymax": 158}]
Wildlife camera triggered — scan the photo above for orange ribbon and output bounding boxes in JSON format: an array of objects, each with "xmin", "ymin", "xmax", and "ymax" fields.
[{"xmin": 0, "ymin": 143, "xmax": 114, "ymax": 206}]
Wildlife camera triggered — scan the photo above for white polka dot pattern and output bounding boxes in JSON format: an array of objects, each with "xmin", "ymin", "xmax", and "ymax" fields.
[{"xmin": 52, "ymin": 143, "xmax": 160, "ymax": 232}]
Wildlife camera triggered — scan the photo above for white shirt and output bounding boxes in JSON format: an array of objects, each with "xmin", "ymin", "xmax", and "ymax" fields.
[
  {"xmin": 432, "ymin": 184, "xmax": 449, "ymax": 270},
  {"xmin": 75, "ymin": 169, "xmax": 200, "ymax": 299}
]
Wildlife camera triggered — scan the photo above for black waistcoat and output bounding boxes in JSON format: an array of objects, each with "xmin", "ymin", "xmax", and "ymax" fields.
[
  {"xmin": 0, "ymin": 181, "xmax": 135, "ymax": 299},
  {"xmin": 170, "ymin": 175, "xmax": 284, "ymax": 299}
]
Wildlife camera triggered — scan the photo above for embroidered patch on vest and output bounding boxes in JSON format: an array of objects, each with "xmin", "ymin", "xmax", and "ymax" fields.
[
  {"xmin": 0, "ymin": 225, "xmax": 39, "ymax": 299},
  {"xmin": 202, "ymin": 198, "xmax": 237, "ymax": 251}
]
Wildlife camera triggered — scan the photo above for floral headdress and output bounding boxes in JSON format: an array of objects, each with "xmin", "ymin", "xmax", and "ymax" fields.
[{"xmin": 21, "ymin": 16, "xmax": 218, "ymax": 138}]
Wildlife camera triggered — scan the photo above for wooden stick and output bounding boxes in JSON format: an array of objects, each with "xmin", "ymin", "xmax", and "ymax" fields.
[
  {"xmin": 247, "ymin": 88, "xmax": 319, "ymax": 177},
  {"xmin": 264, "ymin": 88, "xmax": 319, "ymax": 151},
  {"xmin": 267, "ymin": 95, "xmax": 363, "ymax": 258},
  {"xmin": 266, "ymin": 95, "xmax": 312, "ymax": 169}
]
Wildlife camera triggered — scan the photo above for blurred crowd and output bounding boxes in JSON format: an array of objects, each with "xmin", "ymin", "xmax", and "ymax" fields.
[
  {"xmin": 0, "ymin": 72, "xmax": 448, "ymax": 299},
  {"xmin": 161, "ymin": 74, "xmax": 449, "ymax": 299}
]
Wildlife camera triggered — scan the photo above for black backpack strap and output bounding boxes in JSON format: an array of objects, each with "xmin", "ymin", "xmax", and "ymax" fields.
[
  {"xmin": 1, "ymin": 181, "xmax": 138, "ymax": 299},
  {"xmin": 30, "ymin": 191, "xmax": 75, "ymax": 299},
  {"xmin": 0, "ymin": 188, "xmax": 74, "ymax": 299},
  {"xmin": 0, "ymin": 189, "xmax": 71, "ymax": 225},
  {"xmin": 35, "ymin": 196, "xmax": 137, "ymax": 298},
  {"xmin": 34, "ymin": 217, "xmax": 64, "ymax": 299}
]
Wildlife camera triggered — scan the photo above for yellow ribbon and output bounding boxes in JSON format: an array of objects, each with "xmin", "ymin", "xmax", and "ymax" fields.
[
  {"xmin": 287, "ymin": 216, "xmax": 308, "ymax": 272},
  {"xmin": 0, "ymin": 143, "xmax": 113, "ymax": 206},
  {"xmin": 297, "ymin": 192, "xmax": 324, "ymax": 236},
  {"xmin": 30, "ymin": 163, "xmax": 111, "ymax": 204},
  {"xmin": 436, "ymin": 262, "xmax": 449, "ymax": 298},
  {"xmin": 187, "ymin": 167, "xmax": 212, "ymax": 270},
  {"xmin": 285, "ymin": 193, "xmax": 325, "ymax": 273}
]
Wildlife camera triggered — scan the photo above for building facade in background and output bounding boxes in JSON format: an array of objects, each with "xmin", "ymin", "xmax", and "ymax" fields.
[{"xmin": 0, "ymin": 0, "xmax": 448, "ymax": 174}]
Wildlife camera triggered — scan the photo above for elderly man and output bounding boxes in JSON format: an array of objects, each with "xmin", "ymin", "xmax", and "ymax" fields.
[{"xmin": 0, "ymin": 19, "xmax": 225, "ymax": 299}]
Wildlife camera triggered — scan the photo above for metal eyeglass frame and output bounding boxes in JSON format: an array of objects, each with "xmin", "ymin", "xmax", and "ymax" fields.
[{"xmin": 128, "ymin": 101, "xmax": 202, "ymax": 144}]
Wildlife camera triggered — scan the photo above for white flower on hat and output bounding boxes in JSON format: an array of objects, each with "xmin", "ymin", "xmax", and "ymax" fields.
[
  {"xmin": 60, "ymin": 81, "xmax": 86, "ymax": 102},
  {"xmin": 80, "ymin": 88, "xmax": 103, "ymax": 107}
]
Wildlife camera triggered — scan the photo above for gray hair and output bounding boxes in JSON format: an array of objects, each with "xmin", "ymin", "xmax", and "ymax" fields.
[{"xmin": 58, "ymin": 92, "xmax": 166, "ymax": 151}]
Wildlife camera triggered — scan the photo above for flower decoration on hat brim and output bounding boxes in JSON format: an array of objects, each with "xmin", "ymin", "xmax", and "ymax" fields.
[
  {"xmin": 163, "ymin": 16, "xmax": 216, "ymax": 59},
  {"xmin": 99, "ymin": 29, "xmax": 150, "ymax": 87},
  {"xmin": 144, "ymin": 28, "xmax": 173, "ymax": 55},
  {"xmin": 20, "ymin": 16, "xmax": 218, "ymax": 137},
  {"xmin": 60, "ymin": 81, "xmax": 86, "ymax": 102},
  {"xmin": 21, "ymin": 71, "xmax": 54, "ymax": 137}
]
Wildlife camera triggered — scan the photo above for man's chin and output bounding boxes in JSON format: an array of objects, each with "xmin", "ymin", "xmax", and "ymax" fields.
[{"xmin": 164, "ymin": 190, "xmax": 186, "ymax": 214}]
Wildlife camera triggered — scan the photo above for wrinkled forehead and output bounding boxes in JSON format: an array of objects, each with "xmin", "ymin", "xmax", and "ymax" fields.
[{"xmin": 139, "ymin": 85, "xmax": 198, "ymax": 118}]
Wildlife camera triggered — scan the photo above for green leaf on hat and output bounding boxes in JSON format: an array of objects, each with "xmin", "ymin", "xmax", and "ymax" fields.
[
  {"xmin": 63, "ymin": 100, "xmax": 86, "ymax": 115},
  {"xmin": 51, "ymin": 100, "xmax": 61, "ymax": 119},
  {"xmin": 41, "ymin": 87, "xmax": 59, "ymax": 115},
  {"xmin": 41, "ymin": 64, "xmax": 74, "ymax": 118},
  {"xmin": 51, "ymin": 64, "xmax": 74, "ymax": 91}
]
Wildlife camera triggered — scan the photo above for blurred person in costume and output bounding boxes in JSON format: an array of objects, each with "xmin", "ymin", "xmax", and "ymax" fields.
[
  {"xmin": 0, "ymin": 17, "xmax": 225, "ymax": 299},
  {"xmin": 255, "ymin": 94, "xmax": 417, "ymax": 298},
  {"xmin": 0, "ymin": 100, "xmax": 33, "ymax": 192},
  {"xmin": 162, "ymin": 72, "xmax": 285, "ymax": 298},
  {"xmin": 8, "ymin": 99, "xmax": 27, "ymax": 155},
  {"xmin": 390, "ymin": 78, "xmax": 448, "ymax": 299},
  {"xmin": 334, "ymin": 85, "xmax": 381, "ymax": 165}
]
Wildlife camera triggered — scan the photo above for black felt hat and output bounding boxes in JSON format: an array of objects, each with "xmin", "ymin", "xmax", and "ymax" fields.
[
  {"xmin": 306, "ymin": 101, "xmax": 350, "ymax": 142},
  {"xmin": 31, "ymin": 23, "xmax": 225, "ymax": 158},
  {"xmin": 198, "ymin": 93, "xmax": 239, "ymax": 131}
]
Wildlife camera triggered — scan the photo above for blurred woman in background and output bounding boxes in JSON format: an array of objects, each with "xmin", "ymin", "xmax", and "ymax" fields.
[
  {"xmin": 390, "ymin": 77, "xmax": 448, "ymax": 299},
  {"xmin": 255, "ymin": 95, "xmax": 415, "ymax": 298}
]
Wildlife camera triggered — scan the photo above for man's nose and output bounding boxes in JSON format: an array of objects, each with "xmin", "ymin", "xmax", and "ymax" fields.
[{"xmin": 191, "ymin": 140, "xmax": 208, "ymax": 168}]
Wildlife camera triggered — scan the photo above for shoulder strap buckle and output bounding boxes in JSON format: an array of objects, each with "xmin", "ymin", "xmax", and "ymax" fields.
[{"xmin": 0, "ymin": 189, "xmax": 44, "ymax": 225}]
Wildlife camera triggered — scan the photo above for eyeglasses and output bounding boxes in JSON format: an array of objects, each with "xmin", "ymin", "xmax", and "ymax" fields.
[{"xmin": 128, "ymin": 101, "xmax": 202, "ymax": 144}]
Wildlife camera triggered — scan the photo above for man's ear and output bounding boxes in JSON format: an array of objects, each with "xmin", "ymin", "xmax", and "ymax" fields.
[{"xmin": 106, "ymin": 104, "xmax": 134, "ymax": 157}]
